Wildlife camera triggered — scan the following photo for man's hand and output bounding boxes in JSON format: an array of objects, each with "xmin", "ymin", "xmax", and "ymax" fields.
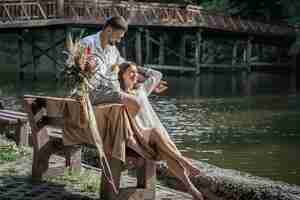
[
  {"xmin": 121, "ymin": 93, "xmax": 141, "ymax": 117},
  {"xmin": 154, "ymin": 80, "xmax": 168, "ymax": 94}
]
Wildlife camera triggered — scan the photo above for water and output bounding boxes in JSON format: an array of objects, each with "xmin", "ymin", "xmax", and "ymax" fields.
[{"xmin": 0, "ymin": 71, "xmax": 299, "ymax": 186}]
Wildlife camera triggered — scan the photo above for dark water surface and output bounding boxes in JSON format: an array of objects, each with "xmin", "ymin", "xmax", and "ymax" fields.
[{"xmin": 0, "ymin": 71, "xmax": 299, "ymax": 186}]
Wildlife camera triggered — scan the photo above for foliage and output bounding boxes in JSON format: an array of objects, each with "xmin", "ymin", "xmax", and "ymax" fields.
[
  {"xmin": 46, "ymin": 168, "xmax": 101, "ymax": 193},
  {"xmin": 0, "ymin": 144, "xmax": 30, "ymax": 163}
]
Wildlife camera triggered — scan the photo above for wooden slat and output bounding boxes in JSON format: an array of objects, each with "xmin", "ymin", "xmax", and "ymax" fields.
[
  {"xmin": 46, "ymin": 125, "xmax": 63, "ymax": 138},
  {"xmin": 145, "ymin": 64, "xmax": 196, "ymax": 72},
  {"xmin": 24, "ymin": 94, "xmax": 77, "ymax": 102},
  {"xmin": 175, "ymin": 9, "xmax": 184, "ymax": 23},
  {"xmin": 0, "ymin": 112, "xmax": 27, "ymax": 121},
  {"xmin": 0, "ymin": 109, "xmax": 27, "ymax": 117},
  {"xmin": 36, "ymin": 2, "xmax": 47, "ymax": 19},
  {"xmin": 0, "ymin": 115, "xmax": 18, "ymax": 123},
  {"xmin": 3, "ymin": 5, "xmax": 13, "ymax": 21}
]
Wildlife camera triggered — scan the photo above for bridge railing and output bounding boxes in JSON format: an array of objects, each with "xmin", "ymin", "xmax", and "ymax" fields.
[
  {"xmin": 0, "ymin": 0, "xmax": 46, "ymax": 22},
  {"xmin": 0, "ymin": 0, "xmax": 295, "ymax": 37}
]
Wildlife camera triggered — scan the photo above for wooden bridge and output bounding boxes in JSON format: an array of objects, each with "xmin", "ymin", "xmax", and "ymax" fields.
[
  {"xmin": 0, "ymin": 0, "xmax": 295, "ymax": 36},
  {"xmin": 0, "ymin": 0, "xmax": 297, "ymax": 79}
]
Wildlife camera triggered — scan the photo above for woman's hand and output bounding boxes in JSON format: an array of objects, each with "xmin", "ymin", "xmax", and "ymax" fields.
[
  {"xmin": 154, "ymin": 80, "xmax": 168, "ymax": 94},
  {"xmin": 121, "ymin": 93, "xmax": 141, "ymax": 117}
]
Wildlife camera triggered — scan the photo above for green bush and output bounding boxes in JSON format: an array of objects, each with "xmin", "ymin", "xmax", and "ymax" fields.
[{"xmin": 0, "ymin": 144, "xmax": 30, "ymax": 163}]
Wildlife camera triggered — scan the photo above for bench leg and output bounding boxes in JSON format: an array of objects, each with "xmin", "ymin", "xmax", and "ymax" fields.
[
  {"xmin": 137, "ymin": 159, "xmax": 156, "ymax": 199},
  {"xmin": 32, "ymin": 128, "xmax": 64, "ymax": 181},
  {"xmin": 65, "ymin": 146, "xmax": 82, "ymax": 171},
  {"xmin": 16, "ymin": 121, "xmax": 29, "ymax": 146},
  {"xmin": 100, "ymin": 158, "xmax": 122, "ymax": 200},
  {"xmin": 32, "ymin": 141, "xmax": 55, "ymax": 180},
  {"xmin": 32, "ymin": 128, "xmax": 50, "ymax": 180}
]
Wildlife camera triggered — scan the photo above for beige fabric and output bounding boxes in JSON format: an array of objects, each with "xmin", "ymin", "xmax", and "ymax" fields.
[
  {"xmin": 63, "ymin": 102, "xmax": 155, "ymax": 163},
  {"xmin": 63, "ymin": 102, "xmax": 190, "ymax": 183}
]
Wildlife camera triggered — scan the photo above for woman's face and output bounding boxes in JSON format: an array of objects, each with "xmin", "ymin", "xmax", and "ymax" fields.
[{"xmin": 122, "ymin": 65, "xmax": 138, "ymax": 89}]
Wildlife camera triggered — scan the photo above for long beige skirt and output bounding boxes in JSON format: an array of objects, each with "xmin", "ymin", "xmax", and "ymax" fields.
[{"xmin": 63, "ymin": 103, "xmax": 156, "ymax": 163}]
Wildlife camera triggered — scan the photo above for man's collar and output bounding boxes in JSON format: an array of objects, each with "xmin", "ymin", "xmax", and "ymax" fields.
[
  {"xmin": 95, "ymin": 31, "xmax": 102, "ymax": 51},
  {"xmin": 96, "ymin": 31, "xmax": 112, "ymax": 51}
]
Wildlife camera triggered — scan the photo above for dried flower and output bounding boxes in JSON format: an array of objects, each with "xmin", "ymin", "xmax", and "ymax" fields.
[{"xmin": 61, "ymin": 34, "xmax": 98, "ymax": 97}]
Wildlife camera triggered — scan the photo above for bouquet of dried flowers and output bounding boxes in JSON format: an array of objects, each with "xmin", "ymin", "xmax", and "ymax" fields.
[{"xmin": 62, "ymin": 34, "xmax": 98, "ymax": 97}]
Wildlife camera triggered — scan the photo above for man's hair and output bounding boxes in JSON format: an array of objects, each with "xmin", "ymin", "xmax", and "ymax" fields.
[{"xmin": 103, "ymin": 16, "xmax": 128, "ymax": 31}]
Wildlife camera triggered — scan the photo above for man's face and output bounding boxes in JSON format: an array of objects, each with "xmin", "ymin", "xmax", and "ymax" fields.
[{"xmin": 108, "ymin": 28, "xmax": 125, "ymax": 46}]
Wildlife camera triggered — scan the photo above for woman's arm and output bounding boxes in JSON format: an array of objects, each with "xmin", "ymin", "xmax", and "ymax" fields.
[{"xmin": 138, "ymin": 67, "xmax": 163, "ymax": 95}]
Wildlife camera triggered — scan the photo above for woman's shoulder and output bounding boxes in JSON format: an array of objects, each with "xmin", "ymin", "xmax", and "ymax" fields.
[{"xmin": 135, "ymin": 84, "xmax": 147, "ymax": 95}]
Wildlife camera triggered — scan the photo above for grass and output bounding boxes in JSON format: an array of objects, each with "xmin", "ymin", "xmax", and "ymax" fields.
[
  {"xmin": 0, "ymin": 144, "xmax": 31, "ymax": 164},
  {"xmin": 46, "ymin": 168, "xmax": 101, "ymax": 193}
]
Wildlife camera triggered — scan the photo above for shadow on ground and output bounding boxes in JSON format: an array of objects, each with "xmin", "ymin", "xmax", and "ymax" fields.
[{"xmin": 0, "ymin": 174, "xmax": 98, "ymax": 200}]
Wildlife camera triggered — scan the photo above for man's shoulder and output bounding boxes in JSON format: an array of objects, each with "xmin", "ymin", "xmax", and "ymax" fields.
[{"xmin": 80, "ymin": 32, "xmax": 99, "ymax": 44}]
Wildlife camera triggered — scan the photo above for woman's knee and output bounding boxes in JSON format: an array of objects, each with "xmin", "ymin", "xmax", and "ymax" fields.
[
  {"xmin": 122, "ymin": 95, "xmax": 141, "ymax": 116},
  {"xmin": 151, "ymin": 128, "xmax": 163, "ymax": 140}
]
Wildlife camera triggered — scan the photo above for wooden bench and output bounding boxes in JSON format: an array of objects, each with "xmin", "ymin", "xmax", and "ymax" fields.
[
  {"xmin": 23, "ymin": 94, "xmax": 156, "ymax": 200},
  {"xmin": 0, "ymin": 103, "xmax": 30, "ymax": 146}
]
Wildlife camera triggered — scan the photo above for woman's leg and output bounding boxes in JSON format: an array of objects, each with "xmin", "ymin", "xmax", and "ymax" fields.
[
  {"xmin": 149, "ymin": 129, "xmax": 204, "ymax": 200},
  {"xmin": 151, "ymin": 128, "xmax": 202, "ymax": 177}
]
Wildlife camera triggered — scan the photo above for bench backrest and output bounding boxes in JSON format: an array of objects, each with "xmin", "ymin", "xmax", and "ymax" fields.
[{"xmin": 23, "ymin": 95, "xmax": 79, "ymax": 146}]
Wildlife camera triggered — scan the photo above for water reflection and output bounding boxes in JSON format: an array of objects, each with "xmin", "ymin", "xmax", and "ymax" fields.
[
  {"xmin": 165, "ymin": 72, "xmax": 294, "ymax": 98},
  {"xmin": 0, "ymin": 71, "xmax": 299, "ymax": 185}
]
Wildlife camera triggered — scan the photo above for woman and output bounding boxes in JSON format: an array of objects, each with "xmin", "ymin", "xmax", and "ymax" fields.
[{"xmin": 117, "ymin": 62, "xmax": 205, "ymax": 200}]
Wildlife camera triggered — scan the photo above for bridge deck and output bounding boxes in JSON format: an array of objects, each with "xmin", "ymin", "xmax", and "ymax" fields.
[{"xmin": 0, "ymin": 0, "xmax": 295, "ymax": 38}]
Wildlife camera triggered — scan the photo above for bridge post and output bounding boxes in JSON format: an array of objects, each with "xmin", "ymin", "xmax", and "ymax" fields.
[
  {"xmin": 180, "ymin": 34, "xmax": 186, "ymax": 73},
  {"xmin": 195, "ymin": 29, "xmax": 203, "ymax": 75},
  {"xmin": 135, "ymin": 28, "xmax": 142, "ymax": 65},
  {"xmin": 257, "ymin": 43, "xmax": 263, "ymax": 61},
  {"xmin": 243, "ymin": 42, "xmax": 247, "ymax": 64},
  {"xmin": 50, "ymin": 30, "xmax": 58, "ymax": 80},
  {"xmin": 193, "ymin": 76, "xmax": 200, "ymax": 97},
  {"xmin": 57, "ymin": 0, "xmax": 64, "ymax": 18},
  {"xmin": 145, "ymin": 29, "xmax": 151, "ymax": 65},
  {"xmin": 242, "ymin": 71, "xmax": 253, "ymax": 96},
  {"xmin": 18, "ymin": 30, "xmax": 24, "ymax": 80},
  {"xmin": 232, "ymin": 41, "xmax": 238, "ymax": 66},
  {"xmin": 290, "ymin": 55, "xmax": 297, "ymax": 93},
  {"xmin": 231, "ymin": 73, "xmax": 237, "ymax": 95},
  {"xmin": 31, "ymin": 31, "xmax": 38, "ymax": 80},
  {"xmin": 158, "ymin": 32, "xmax": 166, "ymax": 65},
  {"xmin": 246, "ymin": 36, "xmax": 253, "ymax": 72}
]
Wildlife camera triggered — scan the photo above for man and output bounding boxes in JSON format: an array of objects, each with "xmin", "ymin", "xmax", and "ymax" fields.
[{"xmin": 80, "ymin": 16, "xmax": 142, "ymax": 115}]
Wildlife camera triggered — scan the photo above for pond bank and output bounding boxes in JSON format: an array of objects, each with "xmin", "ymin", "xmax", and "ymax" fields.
[
  {"xmin": 157, "ymin": 160, "xmax": 300, "ymax": 200},
  {"xmin": 1, "ymin": 133, "xmax": 300, "ymax": 200}
]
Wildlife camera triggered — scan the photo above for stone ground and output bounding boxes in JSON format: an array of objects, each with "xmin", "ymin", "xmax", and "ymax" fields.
[{"xmin": 0, "ymin": 154, "xmax": 193, "ymax": 200}]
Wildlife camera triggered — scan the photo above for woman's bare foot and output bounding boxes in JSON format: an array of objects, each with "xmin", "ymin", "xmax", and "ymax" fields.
[
  {"xmin": 188, "ymin": 182, "xmax": 204, "ymax": 200},
  {"xmin": 188, "ymin": 165, "xmax": 203, "ymax": 177},
  {"xmin": 181, "ymin": 172, "xmax": 204, "ymax": 200},
  {"xmin": 182, "ymin": 157, "xmax": 204, "ymax": 177}
]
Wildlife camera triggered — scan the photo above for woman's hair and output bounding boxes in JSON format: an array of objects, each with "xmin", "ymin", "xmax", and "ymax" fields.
[{"xmin": 118, "ymin": 62, "xmax": 137, "ymax": 91}]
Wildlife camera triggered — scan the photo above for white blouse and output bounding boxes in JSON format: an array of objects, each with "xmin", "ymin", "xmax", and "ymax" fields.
[{"xmin": 134, "ymin": 68, "xmax": 171, "ymax": 139}]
